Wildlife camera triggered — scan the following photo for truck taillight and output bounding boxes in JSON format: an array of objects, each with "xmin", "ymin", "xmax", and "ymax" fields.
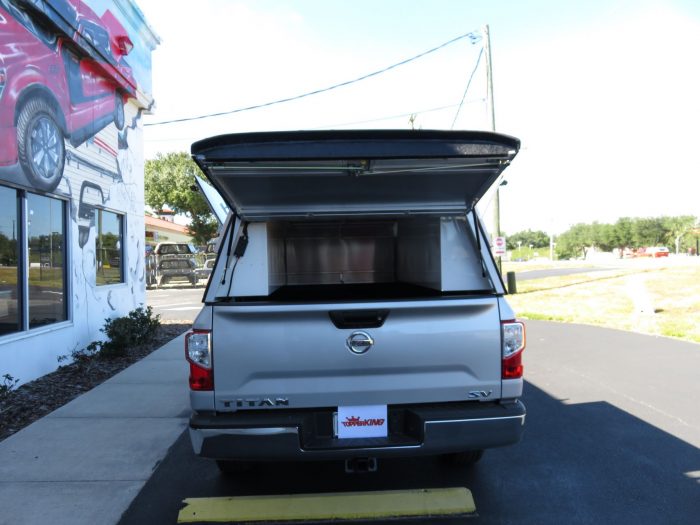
[
  {"xmin": 501, "ymin": 320, "xmax": 525, "ymax": 379},
  {"xmin": 0, "ymin": 68, "xmax": 6, "ymax": 98},
  {"xmin": 186, "ymin": 330, "xmax": 213, "ymax": 391}
]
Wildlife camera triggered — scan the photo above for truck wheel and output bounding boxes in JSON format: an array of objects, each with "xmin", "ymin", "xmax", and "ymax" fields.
[
  {"xmin": 17, "ymin": 97, "xmax": 65, "ymax": 192},
  {"xmin": 442, "ymin": 450, "xmax": 484, "ymax": 466},
  {"xmin": 216, "ymin": 460, "xmax": 254, "ymax": 475},
  {"xmin": 113, "ymin": 93, "xmax": 125, "ymax": 130}
]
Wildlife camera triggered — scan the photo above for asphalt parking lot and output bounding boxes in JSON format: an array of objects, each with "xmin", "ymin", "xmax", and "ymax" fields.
[
  {"xmin": 118, "ymin": 320, "xmax": 700, "ymax": 525},
  {"xmin": 146, "ymin": 285, "xmax": 206, "ymax": 322}
]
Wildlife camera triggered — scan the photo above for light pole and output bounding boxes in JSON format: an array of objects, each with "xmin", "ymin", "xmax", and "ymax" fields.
[{"xmin": 550, "ymin": 233, "xmax": 555, "ymax": 261}]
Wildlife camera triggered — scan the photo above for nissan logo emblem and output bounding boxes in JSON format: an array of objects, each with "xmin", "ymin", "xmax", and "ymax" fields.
[{"xmin": 347, "ymin": 331, "xmax": 374, "ymax": 354}]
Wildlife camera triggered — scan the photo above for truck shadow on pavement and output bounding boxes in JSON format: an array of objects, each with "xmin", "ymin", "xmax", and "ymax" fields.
[{"xmin": 119, "ymin": 381, "xmax": 700, "ymax": 525}]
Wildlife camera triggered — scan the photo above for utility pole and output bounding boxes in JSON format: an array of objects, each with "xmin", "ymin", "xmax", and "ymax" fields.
[
  {"xmin": 484, "ymin": 25, "xmax": 497, "ymax": 234},
  {"xmin": 484, "ymin": 25, "xmax": 501, "ymax": 270},
  {"xmin": 484, "ymin": 25, "xmax": 496, "ymax": 137}
]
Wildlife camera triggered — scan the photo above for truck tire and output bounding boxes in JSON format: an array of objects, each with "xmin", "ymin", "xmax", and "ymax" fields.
[
  {"xmin": 442, "ymin": 450, "xmax": 484, "ymax": 466},
  {"xmin": 216, "ymin": 460, "xmax": 254, "ymax": 475},
  {"xmin": 17, "ymin": 97, "xmax": 65, "ymax": 192}
]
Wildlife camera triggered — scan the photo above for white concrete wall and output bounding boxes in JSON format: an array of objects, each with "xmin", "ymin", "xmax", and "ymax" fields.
[
  {"xmin": 1, "ymin": 100, "xmax": 149, "ymax": 386},
  {"xmin": 0, "ymin": 0, "xmax": 158, "ymax": 386}
]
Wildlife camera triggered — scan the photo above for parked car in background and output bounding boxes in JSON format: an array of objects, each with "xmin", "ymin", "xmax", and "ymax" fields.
[
  {"xmin": 195, "ymin": 258, "xmax": 215, "ymax": 283},
  {"xmin": 645, "ymin": 246, "xmax": 670, "ymax": 258},
  {"xmin": 148, "ymin": 242, "xmax": 197, "ymax": 288}
]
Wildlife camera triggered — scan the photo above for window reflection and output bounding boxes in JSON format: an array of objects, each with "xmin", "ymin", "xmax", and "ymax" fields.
[
  {"xmin": 27, "ymin": 193, "xmax": 66, "ymax": 328},
  {"xmin": 96, "ymin": 210, "xmax": 123, "ymax": 285},
  {"xmin": 0, "ymin": 187, "xmax": 19, "ymax": 335}
]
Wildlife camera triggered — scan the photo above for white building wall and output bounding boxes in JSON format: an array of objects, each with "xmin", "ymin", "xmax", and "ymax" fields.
[
  {"xmin": 0, "ymin": 0, "xmax": 158, "ymax": 386},
  {"xmin": 1, "ymin": 101, "xmax": 150, "ymax": 386}
]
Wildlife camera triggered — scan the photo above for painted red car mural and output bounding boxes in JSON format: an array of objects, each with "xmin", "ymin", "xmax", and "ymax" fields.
[{"xmin": 0, "ymin": 0, "xmax": 135, "ymax": 191}]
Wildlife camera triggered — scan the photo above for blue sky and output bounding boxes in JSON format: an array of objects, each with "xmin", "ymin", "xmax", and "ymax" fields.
[{"xmin": 137, "ymin": 0, "xmax": 700, "ymax": 235}]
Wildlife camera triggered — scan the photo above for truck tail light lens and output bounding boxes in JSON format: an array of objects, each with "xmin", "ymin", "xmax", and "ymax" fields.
[
  {"xmin": 502, "ymin": 320, "xmax": 525, "ymax": 379},
  {"xmin": 0, "ymin": 68, "xmax": 6, "ymax": 98},
  {"xmin": 185, "ymin": 330, "xmax": 213, "ymax": 391}
]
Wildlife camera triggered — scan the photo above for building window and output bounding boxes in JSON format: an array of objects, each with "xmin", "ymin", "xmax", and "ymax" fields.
[
  {"xmin": 27, "ymin": 193, "xmax": 67, "ymax": 328},
  {"xmin": 96, "ymin": 210, "xmax": 123, "ymax": 285},
  {"xmin": 0, "ymin": 187, "xmax": 20, "ymax": 335},
  {"xmin": 0, "ymin": 186, "xmax": 67, "ymax": 335}
]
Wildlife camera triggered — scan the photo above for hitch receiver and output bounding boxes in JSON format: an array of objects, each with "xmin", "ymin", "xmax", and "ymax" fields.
[{"xmin": 345, "ymin": 457, "xmax": 378, "ymax": 473}]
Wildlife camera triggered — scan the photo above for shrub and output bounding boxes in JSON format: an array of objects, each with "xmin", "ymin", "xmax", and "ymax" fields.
[
  {"xmin": 100, "ymin": 306, "xmax": 161, "ymax": 358},
  {"xmin": 0, "ymin": 374, "xmax": 19, "ymax": 402},
  {"xmin": 71, "ymin": 342, "xmax": 102, "ymax": 364}
]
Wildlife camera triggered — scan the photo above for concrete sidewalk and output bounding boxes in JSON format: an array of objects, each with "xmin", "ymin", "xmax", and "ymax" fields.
[{"xmin": 0, "ymin": 334, "xmax": 190, "ymax": 525}]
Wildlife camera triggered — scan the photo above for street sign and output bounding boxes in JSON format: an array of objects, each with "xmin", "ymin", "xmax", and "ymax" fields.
[{"xmin": 494, "ymin": 236, "xmax": 506, "ymax": 256}]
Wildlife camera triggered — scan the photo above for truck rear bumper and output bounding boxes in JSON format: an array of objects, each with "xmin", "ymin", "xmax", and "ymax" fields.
[{"xmin": 189, "ymin": 400, "xmax": 525, "ymax": 460}]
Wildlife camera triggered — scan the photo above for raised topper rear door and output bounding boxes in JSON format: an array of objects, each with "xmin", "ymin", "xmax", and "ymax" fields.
[{"xmin": 192, "ymin": 130, "xmax": 519, "ymax": 221}]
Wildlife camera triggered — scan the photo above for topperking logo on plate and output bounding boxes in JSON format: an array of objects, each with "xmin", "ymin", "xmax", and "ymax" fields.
[
  {"xmin": 337, "ymin": 405, "xmax": 388, "ymax": 439},
  {"xmin": 341, "ymin": 415, "xmax": 386, "ymax": 428}
]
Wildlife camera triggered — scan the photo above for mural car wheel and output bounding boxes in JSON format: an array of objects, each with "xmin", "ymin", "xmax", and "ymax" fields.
[
  {"xmin": 114, "ymin": 94, "xmax": 125, "ymax": 130},
  {"xmin": 17, "ymin": 98, "xmax": 66, "ymax": 192}
]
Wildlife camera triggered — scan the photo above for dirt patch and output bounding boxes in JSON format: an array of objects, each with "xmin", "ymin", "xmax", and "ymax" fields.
[{"xmin": 0, "ymin": 321, "xmax": 190, "ymax": 443}]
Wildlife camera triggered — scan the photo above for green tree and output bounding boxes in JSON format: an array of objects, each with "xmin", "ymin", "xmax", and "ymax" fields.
[
  {"xmin": 555, "ymin": 223, "xmax": 594, "ymax": 259},
  {"xmin": 661, "ymin": 215, "xmax": 696, "ymax": 253},
  {"xmin": 145, "ymin": 152, "xmax": 217, "ymax": 245},
  {"xmin": 611, "ymin": 217, "xmax": 634, "ymax": 250},
  {"xmin": 555, "ymin": 215, "xmax": 698, "ymax": 259},
  {"xmin": 506, "ymin": 229, "xmax": 549, "ymax": 250},
  {"xmin": 631, "ymin": 217, "xmax": 666, "ymax": 247},
  {"xmin": 590, "ymin": 222, "xmax": 616, "ymax": 251}
]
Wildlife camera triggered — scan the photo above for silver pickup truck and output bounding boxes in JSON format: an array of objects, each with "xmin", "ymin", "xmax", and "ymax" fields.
[{"xmin": 185, "ymin": 130, "xmax": 526, "ymax": 473}]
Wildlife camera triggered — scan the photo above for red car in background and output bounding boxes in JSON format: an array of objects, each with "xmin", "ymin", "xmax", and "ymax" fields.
[
  {"xmin": 0, "ymin": 0, "xmax": 134, "ymax": 191},
  {"xmin": 644, "ymin": 247, "xmax": 670, "ymax": 258},
  {"xmin": 627, "ymin": 246, "xmax": 670, "ymax": 258}
]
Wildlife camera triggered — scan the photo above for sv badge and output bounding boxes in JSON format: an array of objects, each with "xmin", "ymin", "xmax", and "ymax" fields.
[{"xmin": 468, "ymin": 390, "xmax": 493, "ymax": 399}]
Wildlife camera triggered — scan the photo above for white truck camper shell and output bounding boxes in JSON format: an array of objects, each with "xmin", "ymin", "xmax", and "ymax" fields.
[{"xmin": 186, "ymin": 130, "xmax": 525, "ymax": 469}]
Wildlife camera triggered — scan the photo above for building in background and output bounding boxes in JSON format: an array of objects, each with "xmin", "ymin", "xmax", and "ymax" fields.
[
  {"xmin": 0, "ymin": 0, "xmax": 158, "ymax": 385},
  {"xmin": 145, "ymin": 214, "xmax": 194, "ymax": 248}
]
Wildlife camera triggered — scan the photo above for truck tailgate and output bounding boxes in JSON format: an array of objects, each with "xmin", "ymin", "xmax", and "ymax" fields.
[{"xmin": 211, "ymin": 297, "xmax": 501, "ymax": 411}]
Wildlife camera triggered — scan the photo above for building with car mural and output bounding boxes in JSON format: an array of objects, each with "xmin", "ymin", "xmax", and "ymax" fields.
[{"xmin": 0, "ymin": 0, "xmax": 158, "ymax": 384}]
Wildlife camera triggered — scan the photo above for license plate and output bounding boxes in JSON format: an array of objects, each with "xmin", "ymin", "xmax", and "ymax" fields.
[{"xmin": 335, "ymin": 405, "xmax": 388, "ymax": 439}]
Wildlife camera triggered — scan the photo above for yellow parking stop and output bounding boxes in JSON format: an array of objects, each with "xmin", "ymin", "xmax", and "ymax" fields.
[{"xmin": 177, "ymin": 487, "xmax": 476, "ymax": 523}]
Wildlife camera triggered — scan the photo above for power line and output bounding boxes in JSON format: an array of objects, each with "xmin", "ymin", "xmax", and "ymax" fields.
[
  {"xmin": 451, "ymin": 46, "xmax": 484, "ymax": 129},
  {"xmin": 145, "ymin": 30, "xmax": 482, "ymax": 127},
  {"xmin": 144, "ymin": 100, "xmax": 485, "ymax": 142},
  {"xmin": 311, "ymin": 103, "xmax": 458, "ymax": 129}
]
